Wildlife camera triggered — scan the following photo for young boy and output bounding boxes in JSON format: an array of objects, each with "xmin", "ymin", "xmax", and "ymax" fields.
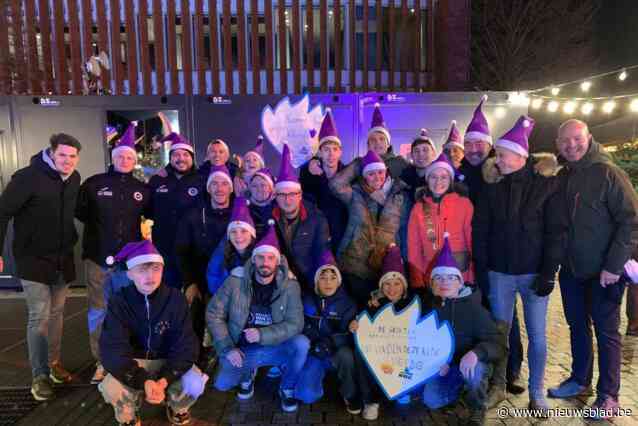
[
  {"xmin": 98, "ymin": 241, "xmax": 208, "ymax": 426},
  {"xmin": 421, "ymin": 234, "xmax": 505, "ymax": 426},
  {"xmin": 294, "ymin": 250, "xmax": 359, "ymax": 413}
]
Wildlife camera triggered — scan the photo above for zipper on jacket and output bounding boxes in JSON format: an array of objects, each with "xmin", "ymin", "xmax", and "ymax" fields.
[
  {"xmin": 144, "ymin": 295, "xmax": 151, "ymax": 360},
  {"xmin": 57, "ymin": 180, "xmax": 65, "ymax": 274}
]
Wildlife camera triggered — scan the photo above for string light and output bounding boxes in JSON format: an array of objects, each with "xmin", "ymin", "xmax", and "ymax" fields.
[
  {"xmin": 551, "ymin": 87, "xmax": 560, "ymax": 96},
  {"xmin": 619, "ymin": 70, "xmax": 628, "ymax": 81},
  {"xmin": 630, "ymin": 99, "xmax": 638, "ymax": 112},
  {"xmin": 547, "ymin": 100, "xmax": 559, "ymax": 113},
  {"xmin": 531, "ymin": 98, "xmax": 543, "ymax": 109},
  {"xmin": 563, "ymin": 101, "xmax": 577, "ymax": 114},
  {"xmin": 602, "ymin": 101, "xmax": 616, "ymax": 114},
  {"xmin": 580, "ymin": 81, "xmax": 592, "ymax": 92},
  {"xmin": 581, "ymin": 102, "xmax": 594, "ymax": 115}
]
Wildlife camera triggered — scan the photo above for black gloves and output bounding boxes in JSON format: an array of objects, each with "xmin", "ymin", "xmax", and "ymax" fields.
[{"xmin": 532, "ymin": 275, "xmax": 555, "ymax": 297}]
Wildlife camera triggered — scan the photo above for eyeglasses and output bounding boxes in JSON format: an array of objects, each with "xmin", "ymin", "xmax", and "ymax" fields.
[{"xmin": 276, "ymin": 192, "xmax": 301, "ymax": 200}]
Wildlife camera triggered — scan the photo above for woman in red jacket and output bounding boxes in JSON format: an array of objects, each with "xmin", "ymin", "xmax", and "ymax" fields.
[{"xmin": 407, "ymin": 152, "xmax": 474, "ymax": 289}]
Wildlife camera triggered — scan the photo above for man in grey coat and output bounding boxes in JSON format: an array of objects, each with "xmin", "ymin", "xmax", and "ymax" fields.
[{"xmin": 207, "ymin": 222, "xmax": 308, "ymax": 413}]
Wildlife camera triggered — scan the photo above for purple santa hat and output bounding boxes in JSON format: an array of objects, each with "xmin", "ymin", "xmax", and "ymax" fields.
[
  {"xmin": 430, "ymin": 232, "xmax": 463, "ymax": 282},
  {"xmin": 495, "ymin": 115, "xmax": 535, "ymax": 158},
  {"xmin": 314, "ymin": 249, "xmax": 342, "ymax": 293},
  {"xmin": 162, "ymin": 132, "xmax": 195, "ymax": 154},
  {"xmin": 425, "ymin": 152, "xmax": 457, "ymax": 180},
  {"xmin": 368, "ymin": 103, "xmax": 391, "ymax": 144},
  {"xmin": 105, "ymin": 240, "xmax": 164, "ymax": 269},
  {"xmin": 379, "ymin": 244, "xmax": 407, "ymax": 292},
  {"xmin": 443, "ymin": 121, "xmax": 464, "ymax": 151},
  {"xmin": 244, "ymin": 135, "xmax": 265, "ymax": 167},
  {"xmin": 411, "ymin": 128, "xmax": 436, "ymax": 151},
  {"xmin": 112, "ymin": 122, "xmax": 138, "ymax": 159},
  {"xmin": 318, "ymin": 108, "xmax": 341, "ymax": 148},
  {"xmin": 360, "ymin": 149, "xmax": 387, "ymax": 176},
  {"xmin": 464, "ymin": 95, "xmax": 492, "ymax": 144},
  {"xmin": 275, "ymin": 144, "xmax": 301, "ymax": 192},
  {"xmin": 251, "ymin": 167, "xmax": 275, "ymax": 190},
  {"xmin": 206, "ymin": 164, "xmax": 234, "ymax": 189},
  {"xmin": 227, "ymin": 196, "xmax": 256, "ymax": 238},
  {"xmin": 252, "ymin": 219, "xmax": 280, "ymax": 262}
]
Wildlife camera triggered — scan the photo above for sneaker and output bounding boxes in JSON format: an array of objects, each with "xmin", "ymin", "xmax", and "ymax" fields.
[
  {"xmin": 31, "ymin": 374, "xmax": 54, "ymax": 401},
  {"xmin": 91, "ymin": 363, "xmax": 105, "ymax": 384},
  {"xmin": 587, "ymin": 394, "xmax": 620, "ymax": 420},
  {"xmin": 547, "ymin": 378, "xmax": 592, "ymax": 399},
  {"xmin": 279, "ymin": 388, "xmax": 298, "ymax": 412},
  {"xmin": 486, "ymin": 385, "xmax": 506, "ymax": 409},
  {"xmin": 506, "ymin": 378, "xmax": 525, "ymax": 395},
  {"xmin": 528, "ymin": 396, "xmax": 550, "ymax": 418},
  {"xmin": 237, "ymin": 377, "xmax": 255, "ymax": 400},
  {"xmin": 362, "ymin": 403, "xmax": 379, "ymax": 421},
  {"xmin": 267, "ymin": 366, "xmax": 282, "ymax": 378},
  {"xmin": 466, "ymin": 409, "xmax": 486, "ymax": 426},
  {"xmin": 396, "ymin": 394, "xmax": 411, "ymax": 405},
  {"xmin": 49, "ymin": 361, "xmax": 72, "ymax": 384},
  {"xmin": 167, "ymin": 405, "xmax": 191, "ymax": 425},
  {"xmin": 344, "ymin": 398, "xmax": 362, "ymax": 415}
]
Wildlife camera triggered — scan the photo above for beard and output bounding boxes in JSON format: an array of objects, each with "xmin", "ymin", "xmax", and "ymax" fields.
[{"xmin": 256, "ymin": 266, "xmax": 275, "ymax": 279}]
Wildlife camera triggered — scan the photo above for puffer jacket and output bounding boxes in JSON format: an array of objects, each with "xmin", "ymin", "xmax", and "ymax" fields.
[
  {"xmin": 330, "ymin": 161, "xmax": 411, "ymax": 282},
  {"xmin": 549, "ymin": 140, "xmax": 638, "ymax": 279},
  {"xmin": 407, "ymin": 184, "xmax": 474, "ymax": 288},
  {"xmin": 206, "ymin": 256, "xmax": 304, "ymax": 356},
  {"xmin": 473, "ymin": 154, "xmax": 562, "ymax": 277}
]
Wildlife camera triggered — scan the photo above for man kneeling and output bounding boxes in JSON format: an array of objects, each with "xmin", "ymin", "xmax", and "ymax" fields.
[
  {"xmin": 207, "ymin": 221, "xmax": 308, "ymax": 412},
  {"xmin": 98, "ymin": 241, "xmax": 208, "ymax": 426}
]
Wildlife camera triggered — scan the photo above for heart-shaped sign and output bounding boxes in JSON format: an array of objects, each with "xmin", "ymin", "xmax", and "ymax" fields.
[{"xmin": 354, "ymin": 297, "xmax": 455, "ymax": 400}]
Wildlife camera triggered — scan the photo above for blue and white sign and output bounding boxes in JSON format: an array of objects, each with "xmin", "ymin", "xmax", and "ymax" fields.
[
  {"xmin": 261, "ymin": 95, "xmax": 324, "ymax": 168},
  {"xmin": 354, "ymin": 297, "xmax": 455, "ymax": 400}
]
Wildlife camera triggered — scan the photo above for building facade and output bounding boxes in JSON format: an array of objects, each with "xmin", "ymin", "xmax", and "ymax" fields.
[{"xmin": 0, "ymin": 0, "xmax": 470, "ymax": 95}]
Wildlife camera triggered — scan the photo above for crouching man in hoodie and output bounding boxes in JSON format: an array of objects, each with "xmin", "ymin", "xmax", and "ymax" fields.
[
  {"xmin": 98, "ymin": 241, "xmax": 208, "ymax": 426},
  {"xmin": 421, "ymin": 235, "xmax": 505, "ymax": 426},
  {"xmin": 207, "ymin": 221, "xmax": 308, "ymax": 413},
  {"xmin": 294, "ymin": 250, "xmax": 359, "ymax": 413}
]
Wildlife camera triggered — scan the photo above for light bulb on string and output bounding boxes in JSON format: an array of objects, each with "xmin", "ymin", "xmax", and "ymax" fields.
[
  {"xmin": 563, "ymin": 101, "xmax": 577, "ymax": 114},
  {"xmin": 551, "ymin": 87, "xmax": 560, "ymax": 96},
  {"xmin": 630, "ymin": 99, "xmax": 638, "ymax": 113},
  {"xmin": 547, "ymin": 100, "xmax": 559, "ymax": 113},
  {"xmin": 580, "ymin": 81, "xmax": 592, "ymax": 92},
  {"xmin": 619, "ymin": 70, "xmax": 628, "ymax": 81},
  {"xmin": 581, "ymin": 102, "xmax": 594, "ymax": 115},
  {"xmin": 602, "ymin": 100, "xmax": 616, "ymax": 114},
  {"xmin": 531, "ymin": 98, "xmax": 543, "ymax": 109}
]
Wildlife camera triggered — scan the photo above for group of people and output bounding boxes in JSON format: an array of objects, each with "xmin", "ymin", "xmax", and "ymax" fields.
[{"xmin": 0, "ymin": 97, "xmax": 637, "ymax": 426}]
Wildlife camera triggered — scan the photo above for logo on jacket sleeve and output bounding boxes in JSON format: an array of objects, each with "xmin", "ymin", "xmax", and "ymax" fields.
[
  {"xmin": 187, "ymin": 187, "xmax": 199, "ymax": 197},
  {"xmin": 133, "ymin": 191, "xmax": 143, "ymax": 201}
]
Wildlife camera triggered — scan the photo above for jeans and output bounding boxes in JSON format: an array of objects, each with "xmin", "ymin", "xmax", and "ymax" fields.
[
  {"xmin": 354, "ymin": 346, "xmax": 382, "ymax": 404},
  {"xmin": 98, "ymin": 359, "xmax": 207, "ymax": 424},
  {"xmin": 294, "ymin": 346, "xmax": 357, "ymax": 403},
  {"xmin": 559, "ymin": 270, "xmax": 625, "ymax": 398},
  {"xmin": 488, "ymin": 271, "xmax": 549, "ymax": 398},
  {"xmin": 85, "ymin": 260, "xmax": 130, "ymax": 361},
  {"xmin": 21, "ymin": 278, "xmax": 70, "ymax": 378},
  {"xmin": 627, "ymin": 284, "xmax": 638, "ymax": 335},
  {"xmin": 214, "ymin": 335, "xmax": 309, "ymax": 391},
  {"xmin": 507, "ymin": 308, "xmax": 524, "ymax": 382},
  {"xmin": 422, "ymin": 361, "xmax": 492, "ymax": 411}
]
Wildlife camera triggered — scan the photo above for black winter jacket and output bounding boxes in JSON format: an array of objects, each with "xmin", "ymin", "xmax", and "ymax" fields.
[
  {"xmin": 100, "ymin": 284, "xmax": 198, "ymax": 390},
  {"xmin": 473, "ymin": 157, "xmax": 562, "ymax": 277},
  {"xmin": 550, "ymin": 141, "xmax": 638, "ymax": 279},
  {"xmin": 76, "ymin": 166, "xmax": 150, "ymax": 266},
  {"xmin": 0, "ymin": 150, "xmax": 80, "ymax": 284}
]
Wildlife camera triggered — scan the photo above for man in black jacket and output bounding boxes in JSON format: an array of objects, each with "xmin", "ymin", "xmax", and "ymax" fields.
[
  {"xmin": 0, "ymin": 134, "xmax": 81, "ymax": 400},
  {"xmin": 147, "ymin": 133, "xmax": 202, "ymax": 289},
  {"xmin": 99, "ymin": 240, "xmax": 207, "ymax": 426},
  {"xmin": 546, "ymin": 119, "xmax": 638, "ymax": 420},
  {"xmin": 473, "ymin": 117, "xmax": 562, "ymax": 414},
  {"xmin": 76, "ymin": 123, "xmax": 151, "ymax": 384}
]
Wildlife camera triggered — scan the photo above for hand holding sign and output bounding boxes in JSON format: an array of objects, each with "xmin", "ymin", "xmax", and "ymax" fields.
[{"xmin": 354, "ymin": 297, "xmax": 454, "ymax": 400}]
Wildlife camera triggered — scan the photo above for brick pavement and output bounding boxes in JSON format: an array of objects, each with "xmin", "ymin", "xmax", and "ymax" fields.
[{"xmin": 1, "ymin": 289, "xmax": 636, "ymax": 426}]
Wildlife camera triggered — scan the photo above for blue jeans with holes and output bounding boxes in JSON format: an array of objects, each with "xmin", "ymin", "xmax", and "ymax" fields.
[
  {"xmin": 422, "ymin": 361, "xmax": 492, "ymax": 410},
  {"xmin": 214, "ymin": 334, "xmax": 310, "ymax": 391},
  {"xmin": 487, "ymin": 271, "xmax": 548, "ymax": 399},
  {"xmin": 21, "ymin": 278, "xmax": 70, "ymax": 378}
]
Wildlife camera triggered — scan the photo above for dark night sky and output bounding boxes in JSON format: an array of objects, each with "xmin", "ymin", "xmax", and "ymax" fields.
[{"xmin": 597, "ymin": 0, "xmax": 638, "ymax": 70}]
